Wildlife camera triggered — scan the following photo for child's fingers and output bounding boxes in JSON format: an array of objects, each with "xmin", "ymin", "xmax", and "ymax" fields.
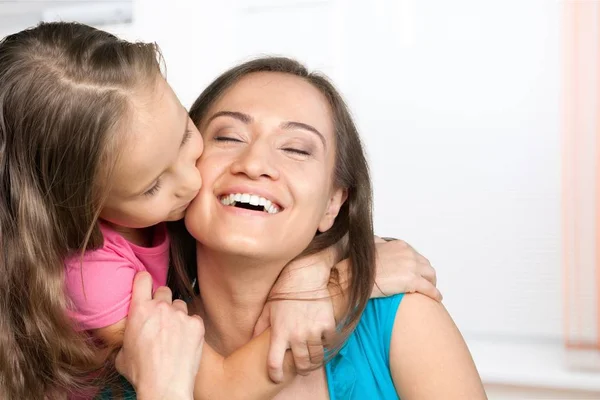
[
  {"xmin": 153, "ymin": 286, "xmax": 173, "ymax": 304},
  {"xmin": 415, "ymin": 279, "xmax": 443, "ymax": 302},
  {"xmin": 419, "ymin": 257, "xmax": 437, "ymax": 286},
  {"xmin": 266, "ymin": 333, "xmax": 288, "ymax": 383},
  {"xmin": 308, "ymin": 341, "xmax": 324, "ymax": 366},
  {"xmin": 131, "ymin": 272, "xmax": 153, "ymax": 305},
  {"xmin": 172, "ymin": 299, "xmax": 188, "ymax": 314},
  {"xmin": 291, "ymin": 340, "xmax": 311, "ymax": 375}
]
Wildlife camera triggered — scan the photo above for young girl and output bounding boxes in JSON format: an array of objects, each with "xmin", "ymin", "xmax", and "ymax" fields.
[{"xmin": 0, "ymin": 22, "xmax": 439, "ymax": 399}]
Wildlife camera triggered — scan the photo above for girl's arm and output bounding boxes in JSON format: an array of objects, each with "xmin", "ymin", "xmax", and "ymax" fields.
[
  {"xmin": 349, "ymin": 237, "xmax": 440, "ymax": 300},
  {"xmin": 113, "ymin": 238, "xmax": 441, "ymax": 400},
  {"xmin": 252, "ymin": 237, "xmax": 441, "ymax": 383},
  {"xmin": 193, "ymin": 331, "xmax": 295, "ymax": 400},
  {"xmin": 389, "ymin": 293, "xmax": 487, "ymax": 399}
]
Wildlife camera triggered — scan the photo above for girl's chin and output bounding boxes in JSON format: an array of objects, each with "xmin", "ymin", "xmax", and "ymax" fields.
[{"xmin": 167, "ymin": 211, "xmax": 186, "ymax": 222}]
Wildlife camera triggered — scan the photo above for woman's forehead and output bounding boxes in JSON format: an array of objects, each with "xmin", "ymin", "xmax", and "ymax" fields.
[{"xmin": 207, "ymin": 72, "xmax": 334, "ymax": 134}]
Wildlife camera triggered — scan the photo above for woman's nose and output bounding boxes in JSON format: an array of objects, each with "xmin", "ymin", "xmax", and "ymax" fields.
[{"xmin": 230, "ymin": 141, "xmax": 279, "ymax": 181}]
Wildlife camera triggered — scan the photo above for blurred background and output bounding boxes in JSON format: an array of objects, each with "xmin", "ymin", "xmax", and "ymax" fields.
[{"xmin": 2, "ymin": 0, "xmax": 598, "ymax": 398}]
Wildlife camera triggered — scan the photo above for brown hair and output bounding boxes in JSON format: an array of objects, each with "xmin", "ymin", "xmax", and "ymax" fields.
[
  {"xmin": 171, "ymin": 56, "xmax": 375, "ymax": 347},
  {"xmin": 0, "ymin": 22, "xmax": 161, "ymax": 398}
]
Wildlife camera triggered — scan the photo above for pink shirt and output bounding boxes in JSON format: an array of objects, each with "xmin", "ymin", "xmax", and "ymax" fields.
[{"xmin": 65, "ymin": 222, "xmax": 170, "ymax": 330}]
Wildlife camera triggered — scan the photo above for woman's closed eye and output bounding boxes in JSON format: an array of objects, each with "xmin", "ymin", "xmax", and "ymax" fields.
[
  {"xmin": 282, "ymin": 147, "xmax": 311, "ymax": 156},
  {"xmin": 280, "ymin": 139, "xmax": 314, "ymax": 157},
  {"xmin": 214, "ymin": 136, "xmax": 244, "ymax": 143}
]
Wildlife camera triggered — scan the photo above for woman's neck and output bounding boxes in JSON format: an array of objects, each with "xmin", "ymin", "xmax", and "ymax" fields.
[{"xmin": 192, "ymin": 244, "xmax": 285, "ymax": 356}]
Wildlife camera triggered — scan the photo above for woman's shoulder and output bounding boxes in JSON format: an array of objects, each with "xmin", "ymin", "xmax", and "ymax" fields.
[
  {"xmin": 345, "ymin": 293, "xmax": 447, "ymax": 361},
  {"xmin": 363, "ymin": 293, "xmax": 405, "ymax": 318},
  {"xmin": 359, "ymin": 294, "xmax": 405, "ymax": 329},
  {"xmin": 325, "ymin": 295, "xmax": 405, "ymax": 399},
  {"xmin": 391, "ymin": 292, "xmax": 450, "ymax": 330},
  {"xmin": 334, "ymin": 294, "xmax": 405, "ymax": 361},
  {"xmin": 387, "ymin": 296, "xmax": 487, "ymax": 398},
  {"xmin": 353, "ymin": 294, "xmax": 405, "ymax": 353}
]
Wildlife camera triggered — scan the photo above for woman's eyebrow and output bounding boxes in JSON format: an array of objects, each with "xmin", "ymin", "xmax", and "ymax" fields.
[{"xmin": 205, "ymin": 110, "xmax": 252, "ymax": 125}]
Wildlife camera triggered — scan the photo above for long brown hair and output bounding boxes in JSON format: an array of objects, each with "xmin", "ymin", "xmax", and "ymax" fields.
[
  {"xmin": 171, "ymin": 57, "xmax": 375, "ymax": 347},
  {"xmin": 0, "ymin": 22, "xmax": 161, "ymax": 398}
]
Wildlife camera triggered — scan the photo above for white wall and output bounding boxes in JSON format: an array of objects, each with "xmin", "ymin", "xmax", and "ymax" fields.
[
  {"xmin": 131, "ymin": 0, "xmax": 562, "ymax": 341},
  {"xmin": 0, "ymin": 1, "xmax": 132, "ymax": 38}
]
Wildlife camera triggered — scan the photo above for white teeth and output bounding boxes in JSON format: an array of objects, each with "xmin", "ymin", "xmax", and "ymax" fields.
[
  {"xmin": 220, "ymin": 195, "xmax": 233, "ymax": 206},
  {"xmin": 219, "ymin": 193, "xmax": 280, "ymax": 214}
]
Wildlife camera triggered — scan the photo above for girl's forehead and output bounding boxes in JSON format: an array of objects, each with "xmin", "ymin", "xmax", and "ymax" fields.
[{"xmin": 111, "ymin": 80, "xmax": 188, "ymax": 197}]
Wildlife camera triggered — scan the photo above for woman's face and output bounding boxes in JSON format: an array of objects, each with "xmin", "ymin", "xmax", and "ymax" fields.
[{"xmin": 185, "ymin": 72, "xmax": 346, "ymax": 262}]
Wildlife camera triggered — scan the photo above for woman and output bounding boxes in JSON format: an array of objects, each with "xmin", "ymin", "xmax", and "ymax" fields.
[{"xmin": 119, "ymin": 57, "xmax": 486, "ymax": 399}]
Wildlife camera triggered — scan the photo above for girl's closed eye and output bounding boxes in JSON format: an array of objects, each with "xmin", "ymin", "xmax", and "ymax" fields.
[
  {"xmin": 181, "ymin": 129, "xmax": 193, "ymax": 146},
  {"xmin": 143, "ymin": 180, "xmax": 161, "ymax": 197}
]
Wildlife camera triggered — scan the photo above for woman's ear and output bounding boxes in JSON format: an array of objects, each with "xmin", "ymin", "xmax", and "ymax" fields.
[{"xmin": 318, "ymin": 188, "xmax": 348, "ymax": 233}]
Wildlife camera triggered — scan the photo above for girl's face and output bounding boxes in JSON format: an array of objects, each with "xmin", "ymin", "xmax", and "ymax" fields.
[
  {"xmin": 101, "ymin": 77, "xmax": 203, "ymax": 229},
  {"xmin": 185, "ymin": 72, "xmax": 346, "ymax": 263}
]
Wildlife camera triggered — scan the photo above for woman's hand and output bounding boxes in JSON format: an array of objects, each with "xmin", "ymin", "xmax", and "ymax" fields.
[
  {"xmin": 373, "ymin": 238, "xmax": 442, "ymax": 301},
  {"xmin": 253, "ymin": 247, "xmax": 338, "ymax": 384},
  {"xmin": 115, "ymin": 272, "xmax": 205, "ymax": 400}
]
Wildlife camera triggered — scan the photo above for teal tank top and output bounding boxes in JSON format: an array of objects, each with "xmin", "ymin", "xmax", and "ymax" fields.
[{"xmin": 325, "ymin": 294, "xmax": 403, "ymax": 399}]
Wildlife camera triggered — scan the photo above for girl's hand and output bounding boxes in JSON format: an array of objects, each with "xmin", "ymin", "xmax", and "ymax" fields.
[
  {"xmin": 253, "ymin": 248, "xmax": 337, "ymax": 384},
  {"xmin": 115, "ymin": 272, "xmax": 205, "ymax": 400},
  {"xmin": 373, "ymin": 238, "xmax": 442, "ymax": 301}
]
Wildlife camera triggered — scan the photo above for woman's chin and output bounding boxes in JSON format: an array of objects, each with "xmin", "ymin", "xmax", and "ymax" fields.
[
  {"xmin": 216, "ymin": 239, "xmax": 276, "ymax": 258},
  {"xmin": 197, "ymin": 235, "xmax": 286, "ymax": 262}
]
